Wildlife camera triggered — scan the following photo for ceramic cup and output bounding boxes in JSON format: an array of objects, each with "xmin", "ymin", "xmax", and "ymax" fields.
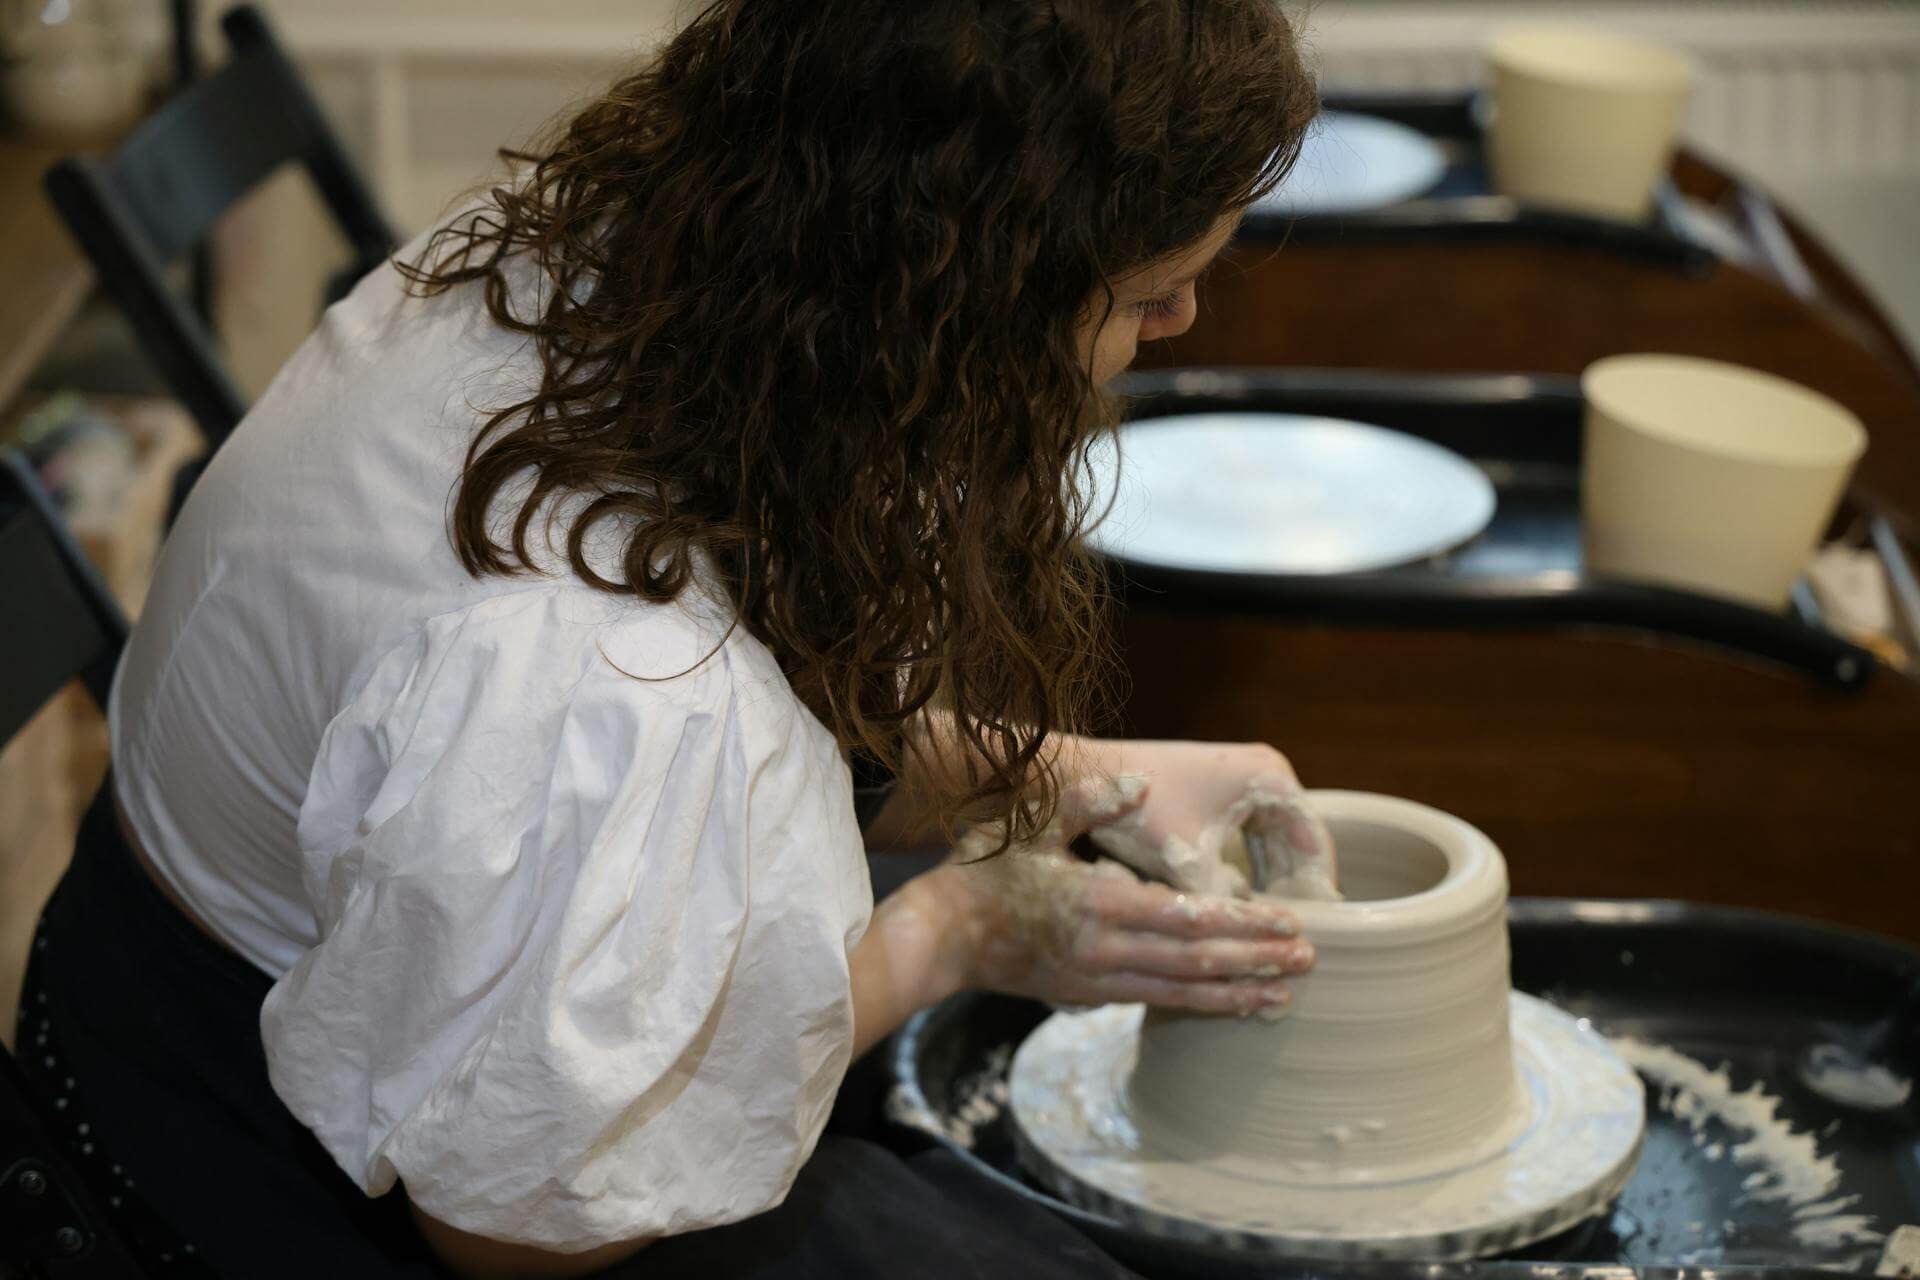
[
  {"xmin": 1581, "ymin": 354, "xmax": 1868, "ymax": 611},
  {"xmin": 1486, "ymin": 26, "xmax": 1691, "ymax": 221}
]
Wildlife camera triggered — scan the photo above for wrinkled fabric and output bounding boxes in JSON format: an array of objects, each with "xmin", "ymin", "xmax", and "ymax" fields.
[{"xmin": 109, "ymin": 226, "xmax": 872, "ymax": 1248}]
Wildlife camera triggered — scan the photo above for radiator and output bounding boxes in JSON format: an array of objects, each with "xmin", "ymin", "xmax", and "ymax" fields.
[{"xmin": 1305, "ymin": 3, "xmax": 1920, "ymax": 183}]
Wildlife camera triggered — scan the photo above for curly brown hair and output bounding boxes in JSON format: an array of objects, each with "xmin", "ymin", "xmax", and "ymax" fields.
[{"xmin": 400, "ymin": 0, "xmax": 1316, "ymax": 843}]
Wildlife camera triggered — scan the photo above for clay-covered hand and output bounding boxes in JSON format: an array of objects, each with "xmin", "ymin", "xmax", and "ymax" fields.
[
  {"xmin": 926, "ymin": 776, "xmax": 1315, "ymax": 1014},
  {"xmin": 1078, "ymin": 740, "xmax": 1338, "ymax": 900}
]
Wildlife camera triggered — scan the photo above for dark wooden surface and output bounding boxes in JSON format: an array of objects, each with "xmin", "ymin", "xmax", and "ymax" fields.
[
  {"xmin": 1146, "ymin": 243, "xmax": 1920, "ymax": 508},
  {"xmin": 1120, "ymin": 153, "xmax": 1920, "ymax": 943},
  {"xmin": 0, "ymin": 139, "xmax": 96, "ymax": 411},
  {"xmin": 1116, "ymin": 613, "xmax": 1920, "ymax": 943}
]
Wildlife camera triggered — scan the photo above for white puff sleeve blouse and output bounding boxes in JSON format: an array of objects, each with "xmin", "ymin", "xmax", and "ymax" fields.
[
  {"xmin": 264, "ymin": 586, "xmax": 870, "ymax": 1248},
  {"xmin": 107, "ymin": 231, "xmax": 872, "ymax": 1252}
]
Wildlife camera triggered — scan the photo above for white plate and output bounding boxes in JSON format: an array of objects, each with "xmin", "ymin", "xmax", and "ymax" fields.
[
  {"xmin": 1255, "ymin": 110, "xmax": 1448, "ymax": 217},
  {"xmin": 1082, "ymin": 412, "xmax": 1497, "ymax": 575}
]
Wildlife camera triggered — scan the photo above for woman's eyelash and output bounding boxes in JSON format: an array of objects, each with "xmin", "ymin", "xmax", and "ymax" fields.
[{"xmin": 1133, "ymin": 289, "xmax": 1184, "ymax": 319}]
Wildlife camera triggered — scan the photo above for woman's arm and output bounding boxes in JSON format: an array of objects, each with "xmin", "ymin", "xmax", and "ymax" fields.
[
  {"xmin": 853, "ymin": 779, "xmax": 1313, "ymax": 1056},
  {"xmin": 400, "ymin": 864, "xmax": 992, "ymax": 1278},
  {"xmin": 861, "ymin": 711, "xmax": 1099, "ymax": 849},
  {"xmin": 406, "ymin": 1202, "xmax": 652, "ymax": 1280},
  {"xmin": 870, "ymin": 718, "xmax": 1336, "ymax": 898},
  {"xmin": 410, "ymin": 780, "xmax": 1309, "ymax": 1276},
  {"xmin": 406, "ymin": 875, "xmax": 975, "ymax": 1279},
  {"xmin": 849, "ymin": 865, "xmax": 973, "ymax": 1056}
]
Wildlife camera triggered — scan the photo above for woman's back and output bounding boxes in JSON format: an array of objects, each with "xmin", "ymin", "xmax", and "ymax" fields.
[
  {"xmin": 113, "ymin": 234, "xmax": 564, "ymax": 972},
  {"xmin": 103, "ymin": 229, "xmax": 874, "ymax": 1253},
  {"xmin": 110, "ymin": 225, "xmax": 869, "ymax": 973}
]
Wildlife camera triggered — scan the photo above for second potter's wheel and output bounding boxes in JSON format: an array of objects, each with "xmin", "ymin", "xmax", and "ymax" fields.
[{"xmin": 1008, "ymin": 993, "xmax": 1644, "ymax": 1261}]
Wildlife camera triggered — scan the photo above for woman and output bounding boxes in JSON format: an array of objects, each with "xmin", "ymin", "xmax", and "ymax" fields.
[{"xmin": 21, "ymin": 1, "xmax": 1322, "ymax": 1275}]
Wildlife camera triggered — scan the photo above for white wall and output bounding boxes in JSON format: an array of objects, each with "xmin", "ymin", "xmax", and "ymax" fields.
[{"xmin": 195, "ymin": 1, "xmax": 1920, "ymax": 389}]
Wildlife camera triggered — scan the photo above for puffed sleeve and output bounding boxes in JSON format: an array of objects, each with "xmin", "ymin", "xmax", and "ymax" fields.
[{"xmin": 261, "ymin": 585, "xmax": 872, "ymax": 1250}]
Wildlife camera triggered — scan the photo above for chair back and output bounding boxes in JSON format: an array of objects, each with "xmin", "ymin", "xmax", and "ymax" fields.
[
  {"xmin": 0, "ymin": 451, "xmax": 126, "ymax": 744},
  {"xmin": 0, "ymin": 449, "xmax": 144, "ymax": 1277},
  {"xmin": 43, "ymin": 4, "xmax": 395, "ymax": 450}
]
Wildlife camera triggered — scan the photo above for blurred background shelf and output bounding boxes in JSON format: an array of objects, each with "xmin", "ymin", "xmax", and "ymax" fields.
[
  {"xmin": 1106, "ymin": 368, "xmax": 1886, "ymax": 690},
  {"xmin": 1114, "ymin": 606, "xmax": 1920, "ymax": 943},
  {"xmin": 1111, "ymin": 101, "xmax": 1920, "ymax": 939},
  {"xmin": 1101, "ymin": 375, "xmax": 1920, "ymax": 942},
  {"xmin": 1144, "ymin": 93, "xmax": 1920, "ymax": 521}
]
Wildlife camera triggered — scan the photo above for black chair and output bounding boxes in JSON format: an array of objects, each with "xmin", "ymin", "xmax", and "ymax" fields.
[
  {"xmin": 44, "ymin": 3, "xmax": 396, "ymax": 458},
  {"xmin": 0, "ymin": 450, "xmax": 146, "ymax": 1276}
]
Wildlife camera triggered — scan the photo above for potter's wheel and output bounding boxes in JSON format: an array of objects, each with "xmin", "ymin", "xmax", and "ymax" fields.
[
  {"xmin": 1009, "ymin": 992, "xmax": 1644, "ymax": 1261},
  {"xmin": 891, "ymin": 902, "xmax": 1920, "ymax": 1278}
]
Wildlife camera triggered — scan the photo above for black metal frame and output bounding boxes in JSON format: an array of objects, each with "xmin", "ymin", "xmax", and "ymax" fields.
[
  {"xmin": 0, "ymin": 454, "xmax": 126, "ymax": 743},
  {"xmin": 0, "ymin": 451, "xmax": 145, "ymax": 1277},
  {"xmin": 43, "ymin": 4, "xmax": 395, "ymax": 453}
]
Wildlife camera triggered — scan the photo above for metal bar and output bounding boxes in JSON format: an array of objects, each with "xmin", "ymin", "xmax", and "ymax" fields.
[{"xmin": 1870, "ymin": 514, "xmax": 1920, "ymax": 662}]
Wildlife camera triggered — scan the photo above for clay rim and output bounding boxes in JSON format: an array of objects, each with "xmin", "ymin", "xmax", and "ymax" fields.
[
  {"xmin": 1485, "ymin": 26, "xmax": 1693, "ymax": 94},
  {"xmin": 1581, "ymin": 353, "xmax": 1868, "ymax": 471},
  {"xmin": 1278, "ymin": 790, "xmax": 1508, "ymax": 945}
]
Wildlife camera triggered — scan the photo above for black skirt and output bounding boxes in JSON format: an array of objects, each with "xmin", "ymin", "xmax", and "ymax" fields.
[{"xmin": 16, "ymin": 779, "xmax": 1139, "ymax": 1280}]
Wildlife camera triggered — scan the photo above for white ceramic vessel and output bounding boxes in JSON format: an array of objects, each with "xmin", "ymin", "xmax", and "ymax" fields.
[
  {"xmin": 1486, "ymin": 26, "xmax": 1691, "ymax": 221},
  {"xmin": 1581, "ymin": 354, "xmax": 1869, "ymax": 611},
  {"xmin": 1009, "ymin": 791, "xmax": 1646, "ymax": 1260}
]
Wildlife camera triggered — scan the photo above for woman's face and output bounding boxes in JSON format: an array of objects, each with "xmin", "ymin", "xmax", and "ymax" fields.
[{"xmin": 1077, "ymin": 212, "xmax": 1241, "ymax": 388}]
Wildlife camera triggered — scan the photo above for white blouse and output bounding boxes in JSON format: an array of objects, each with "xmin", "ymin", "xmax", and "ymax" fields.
[{"xmin": 109, "ymin": 227, "xmax": 873, "ymax": 1249}]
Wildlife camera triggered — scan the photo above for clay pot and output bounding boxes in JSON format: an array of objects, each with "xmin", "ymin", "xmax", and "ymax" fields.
[{"xmin": 1127, "ymin": 791, "xmax": 1524, "ymax": 1181}]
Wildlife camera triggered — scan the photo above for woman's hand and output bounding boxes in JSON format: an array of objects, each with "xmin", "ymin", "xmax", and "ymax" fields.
[
  {"xmin": 924, "ymin": 776, "xmax": 1313, "ymax": 1015},
  {"xmin": 1073, "ymin": 738, "xmax": 1338, "ymax": 899}
]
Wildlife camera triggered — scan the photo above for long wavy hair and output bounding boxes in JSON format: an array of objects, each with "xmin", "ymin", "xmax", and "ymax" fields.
[{"xmin": 400, "ymin": 0, "xmax": 1316, "ymax": 844}]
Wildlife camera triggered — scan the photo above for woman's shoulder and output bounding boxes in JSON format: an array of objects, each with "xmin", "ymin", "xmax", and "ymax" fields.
[
  {"xmin": 369, "ymin": 573, "xmax": 807, "ymax": 740},
  {"xmin": 300, "ymin": 573, "xmax": 837, "ymax": 841}
]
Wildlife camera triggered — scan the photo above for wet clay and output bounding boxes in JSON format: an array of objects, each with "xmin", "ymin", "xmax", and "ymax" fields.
[
  {"xmin": 952, "ymin": 775, "xmax": 1151, "ymax": 961},
  {"xmin": 1007, "ymin": 791, "xmax": 1648, "ymax": 1260},
  {"xmin": 1126, "ymin": 802, "xmax": 1516, "ymax": 1177},
  {"xmin": 1613, "ymin": 1037, "xmax": 1888, "ymax": 1256},
  {"xmin": 1086, "ymin": 774, "xmax": 1343, "ymax": 902}
]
